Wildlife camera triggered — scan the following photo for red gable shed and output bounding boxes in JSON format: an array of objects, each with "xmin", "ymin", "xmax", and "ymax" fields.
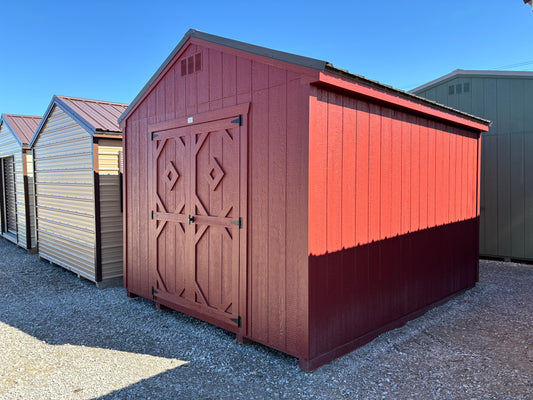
[{"xmin": 119, "ymin": 30, "xmax": 490, "ymax": 370}]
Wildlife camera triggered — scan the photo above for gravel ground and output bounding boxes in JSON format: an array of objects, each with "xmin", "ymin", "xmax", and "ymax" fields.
[{"xmin": 0, "ymin": 238, "xmax": 532, "ymax": 400}]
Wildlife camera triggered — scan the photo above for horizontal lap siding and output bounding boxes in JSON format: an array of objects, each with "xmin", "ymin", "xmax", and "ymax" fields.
[
  {"xmin": 308, "ymin": 87, "xmax": 480, "ymax": 359},
  {"xmin": 98, "ymin": 139, "xmax": 123, "ymax": 280},
  {"xmin": 0, "ymin": 123, "xmax": 31, "ymax": 248},
  {"xmin": 34, "ymin": 106, "xmax": 96, "ymax": 280},
  {"xmin": 123, "ymin": 42, "xmax": 312, "ymax": 357}
]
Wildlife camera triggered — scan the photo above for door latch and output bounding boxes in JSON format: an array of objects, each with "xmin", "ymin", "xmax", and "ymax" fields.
[{"xmin": 188, "ymin": 215, "xmax": 195, "ymax": 224}]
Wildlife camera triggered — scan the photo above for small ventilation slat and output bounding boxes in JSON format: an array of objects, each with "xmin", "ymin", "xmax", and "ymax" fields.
[
  {"xmin": 188, "ymin": 57, "xmax": 194, "ymax": 74},
  {"xmin": 195, "ymin": 53, "xmax": 202, "ymax": 72},
  {"xmin": 180, "ymin": 53, "xmax": 202, "ymax": 76}
]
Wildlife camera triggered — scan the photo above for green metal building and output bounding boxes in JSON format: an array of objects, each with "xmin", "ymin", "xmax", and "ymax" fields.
[{"xmin": 412, "ymin": 70, "xmax": 533, "ymax": 262}]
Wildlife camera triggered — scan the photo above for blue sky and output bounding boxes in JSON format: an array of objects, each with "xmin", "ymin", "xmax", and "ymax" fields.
[{"xmin": 0, "ymin": 0, "xmax": 531, "ymax": 116}]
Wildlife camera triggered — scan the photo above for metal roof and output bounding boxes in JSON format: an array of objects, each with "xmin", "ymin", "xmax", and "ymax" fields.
[
  {"xmin": 119, "ymin": 29, "xmax": 327, "ymax": 123},
  {"xmin": 119, "ymin": 30, "xmax": 490, "ymax": 127},
  {"xmin": 58, "ymin": 95, "xmax": 128, "ymax": 132},
  {"xmin": 1, "ymin": 114, "xmax": 41, "ymax": 146},
  {"xmin": 31, "ymin": 95, "xmax": 128, "ymax": 147},
  {"xmin": 410, "ymin": 69, "xmax": 533, "ymax": 93}
]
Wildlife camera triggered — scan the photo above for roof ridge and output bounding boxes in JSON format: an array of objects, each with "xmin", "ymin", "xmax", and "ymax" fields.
[
  {"xmin": 56, "ymin": 94, "xmax": 128, "ymax": 107},
  {"xmin": 410, "ymin": 69, "xmax": 533, "ymax": 93},
  {"xmin": 2, "ymin": 114, "xmax": 42, "ymax": 119}
]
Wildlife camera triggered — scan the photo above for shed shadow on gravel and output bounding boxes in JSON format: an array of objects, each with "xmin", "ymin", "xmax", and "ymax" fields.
[
  {"xmin": 0, "ymin": 237, "xmax": 298, "ymax": 362},
  {"xmin": 1, "ymin": 237, "xmax": 532, "ymax": 399}
]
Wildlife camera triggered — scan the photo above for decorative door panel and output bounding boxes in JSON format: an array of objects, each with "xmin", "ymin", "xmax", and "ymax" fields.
[
  {"xmin": 153, "ymin": 129, "xmax": 190, "ymax": 302},
  {"xmin": 149, "ymin": 104, "xmax": 248, "ymax": 332},
  {"xmin": 192, "ymin": 122, "xmax": 240, "ymax": 319}
]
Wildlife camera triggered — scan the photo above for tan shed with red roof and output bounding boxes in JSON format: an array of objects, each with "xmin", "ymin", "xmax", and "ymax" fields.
[
  {"xmin": 31, "ymin": 95, "xmax": 128, "ymax": 288},
  {"xmin": 0, "ymin": 114, "xmax": 41, "ymax": 251}
]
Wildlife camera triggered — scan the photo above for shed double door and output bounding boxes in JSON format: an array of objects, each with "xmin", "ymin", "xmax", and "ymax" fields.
[
  {"xmin": 1, "ymin": 157, "xmax": 17, "ymax": 237},
  {"xmin": 149, "ymin": 106, "xmax": 247, "ymax": 333}
]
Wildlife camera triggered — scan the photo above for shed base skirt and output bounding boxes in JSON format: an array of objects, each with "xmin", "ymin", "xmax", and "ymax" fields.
[
  {"xmin": 299, "ymin": 286, "xmax": 473, "ymax": 372},
  {"xmin": 96, "ymin": 277, "xmax": 123, "ymax": 289}
]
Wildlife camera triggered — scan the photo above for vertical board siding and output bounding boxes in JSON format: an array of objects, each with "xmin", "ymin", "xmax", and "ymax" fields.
[
  {"xmin": 0, "ymin": 122, "xmax": 32, "ymax": 248},
  {"xmin": 98, "ymin": 139, "xmax": 123, "ymax": 280},
  {"xmin": 415, "ymin": 75, "xmax": 533, "ymax": 261},
  {"xmin": 33, "ymin": 105, "xmax": 96, "ymax": 280},
  {"xmin": 308, "ymin": 89, "xmax": 480, "ymax": 359},
  {"xmin": 123, "ymin": 42, "xmax": 312, "ymax": 357}
]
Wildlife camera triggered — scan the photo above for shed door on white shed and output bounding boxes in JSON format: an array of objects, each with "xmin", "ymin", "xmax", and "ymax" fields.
[{"xmin": 1, "ymin": 156, "xmax": 17, "ymax": 236}]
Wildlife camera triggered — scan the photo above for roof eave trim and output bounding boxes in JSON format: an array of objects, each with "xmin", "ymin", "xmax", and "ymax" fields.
[
  {"xmin": 0, "ymin": 116, "xmax": 25, "ymax": 147},
  {"xmin": 318, "ymin": 69, "xmax": 490, "ymax": 131},
  {"xmin": 94, "ymin": 130, "xmax": 123, "ymax": 138},
  {"xmin": 190, "ymin": 30, "xmax": 327, "ymax": 70},
  {"xmin": 118, "ymin": 29, "xmax": 328, "ymax": 124},
  {"xmin": 29, "ymin": 96, "xmax": 96, "ymax": 147}
]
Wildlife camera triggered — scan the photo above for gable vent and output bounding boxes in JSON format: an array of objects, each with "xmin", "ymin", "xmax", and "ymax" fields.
[{"xmin": 181, "ymin": 53, "xmax": 202, "ymax": 76}]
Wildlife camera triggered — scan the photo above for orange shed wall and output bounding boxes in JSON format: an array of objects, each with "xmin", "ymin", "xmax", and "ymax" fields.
[
  {"xmin": 122, "ymin": 40, "xmax": 314, "ymax": 358},
  {"xmin": 307, "ymin": 86, "xmax": 481, "ymax": 365}
]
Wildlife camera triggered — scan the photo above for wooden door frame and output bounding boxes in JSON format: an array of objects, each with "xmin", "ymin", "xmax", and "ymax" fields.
[{"xmin": 148, "ymin": 102, "xmax": 250, "ymax": 334}]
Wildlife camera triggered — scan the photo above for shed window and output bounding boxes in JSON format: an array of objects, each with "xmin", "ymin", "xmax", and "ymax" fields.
[
  {"xmin": 456, "ymin": 84, "xmax": 462, "ymax": 94},
  {"xmin": 463, "ymin": 82, "xmax": 470, "ymax": 93},
  {"xmin": 449, "ymin": 85, "xmax": 455, "ymax": 95}
]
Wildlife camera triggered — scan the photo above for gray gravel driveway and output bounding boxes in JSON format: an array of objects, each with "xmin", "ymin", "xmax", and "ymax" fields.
[{"xmin": 0, "ymin": 238, "xmax": 532, "ymax": 399}]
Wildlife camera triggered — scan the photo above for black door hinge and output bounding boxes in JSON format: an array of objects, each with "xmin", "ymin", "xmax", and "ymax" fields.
[
  {"xmin": 231, "ymin": 115, "xmax": 242, "ymax": 126},
  {"xmin": 231, "ymin": 217, "xmax": 242, "ymax": 229},
  {"xmin": 152, "ymin": 286, "xmax": 159, "ymax": 295},
  {"xmin": 151, "ymin": 132, "xmax": 158, "ymax": 140},
  {"xmin": 230, "ymin": 316, "xmax": 241, "ymax": 328},
  {"xmin": 151, "ymin": 210, "xmax": 157, "ymax": 219}
]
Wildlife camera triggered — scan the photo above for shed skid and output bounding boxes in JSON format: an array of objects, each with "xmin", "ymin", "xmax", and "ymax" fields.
[{"xmin": 120, "ymin": 30, "xmax": 490, "ymax": 370}]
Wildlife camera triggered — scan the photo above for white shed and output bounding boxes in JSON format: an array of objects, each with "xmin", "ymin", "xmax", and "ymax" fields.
[{"xmin": 0, "ymin": 114, "xmax": 41, "ymax": 252}]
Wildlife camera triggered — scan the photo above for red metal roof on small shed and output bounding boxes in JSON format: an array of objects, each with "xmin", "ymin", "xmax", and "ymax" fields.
[
  {"xmin": 2, "ymin": 114, "xmax": 41, "ymax": 145},
  {"xmin": 57, "ymin": 96, "xmax": 128, "ymax": 133}
]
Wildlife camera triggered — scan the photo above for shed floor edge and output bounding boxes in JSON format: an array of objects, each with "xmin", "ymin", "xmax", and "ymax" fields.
[
  {"xmin": 1, "ymin": 233, "xmax": 18, "ymax": 245},
  {"xmin": 480, "ymin": 254, "xmax": 533, "ymax": 265},
  {"xmin": 300, "ymin": 285, "xmax": 475, "ymax": 372}
]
